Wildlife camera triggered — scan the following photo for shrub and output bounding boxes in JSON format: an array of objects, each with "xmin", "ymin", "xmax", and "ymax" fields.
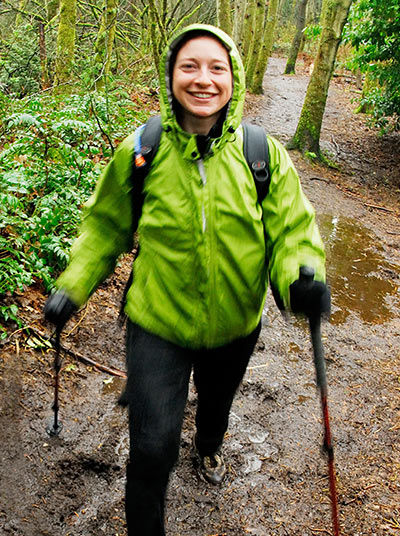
[{"xmin": 0, "ymin": 88, "xmax": 153, "ymax": 337}]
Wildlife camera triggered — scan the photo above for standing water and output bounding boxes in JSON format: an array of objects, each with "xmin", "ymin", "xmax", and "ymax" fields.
[{"xmin": 318, "ymin": 214, "xmax": 400, "ymax": 325}]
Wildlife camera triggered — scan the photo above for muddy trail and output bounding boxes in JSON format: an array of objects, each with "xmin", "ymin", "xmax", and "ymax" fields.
[{"xmin": 1, "ymin": 56, "xmax": 399, "ymax": 536}]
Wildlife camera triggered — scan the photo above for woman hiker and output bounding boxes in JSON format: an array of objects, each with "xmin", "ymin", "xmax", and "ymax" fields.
[{"xmin": 44, "ymin": 24, "xmax": 330, "ymax": 536}]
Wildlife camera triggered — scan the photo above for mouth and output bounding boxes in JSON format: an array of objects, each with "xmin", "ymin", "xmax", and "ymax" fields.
[{"xmin": 190, "ymin": 92, "xmax": 217, "ymax": 99}]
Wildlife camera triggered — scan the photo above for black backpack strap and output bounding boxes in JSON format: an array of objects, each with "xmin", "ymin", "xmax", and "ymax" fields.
[
  {"xmin": 130, "ymin": 115, "xmax": 163, "ymax": 233},
  {"xmin": 119, "ymin": 115, "xmax": 163, "ymax": 322},
  {"xmin": 138, "ymin": 115, "xmax": 163, "ymax": 165},
  {"xmin": 242, "ymin": 122, "xmax": 270, "ymax": 203},
  {"xmin": 242, "ymin": 123, "xmax": 285, "ymax": 309}
]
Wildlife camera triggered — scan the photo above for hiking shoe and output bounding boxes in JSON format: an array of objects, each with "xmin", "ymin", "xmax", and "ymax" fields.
[{"xmin": 192, "ymin": 435, "xmax": 227, "ymax": 485}]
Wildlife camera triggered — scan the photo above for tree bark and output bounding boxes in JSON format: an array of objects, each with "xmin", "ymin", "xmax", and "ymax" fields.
[
  {"xmin": 242, "ymin": 0, "xmax": 257, "ymax": 68},
  {"xmin": 93, "ymin": 0, "xmax": 118, "ymax": 89},
  {"xmin": 287, "ymin": 0, "xmax": 354, "ymax": 156},
  {"xmin": 245, "ymin": 0, "xmax": 266, "ymax": 84},
  {"xmin": 217, "ymin": 0, "xmax": 233, "ymax": 36},
  {"xmin": 148, "ymin": 0, "xmax": 161, "ymax": 73},
  {"xmin": 233, "ymin": 0, "xmax": 247, "ymax": 51},
  {"xmin": 248, "ymin": 0, "xmax": 279, "ymax": 94},
  {"xmin": 284, "ymin": 0, "xmax": 309, "ymax": 74},
  {"xmin": 54, "ymin": 0, "xmax": 77, "ymax": 92},
  {"xmin": 39, "ymin": 22, "xmax": 50, "ymax": 89},
  {"xmin": 147, "ymin": 0, "xmax": 169, "ymax": 73}
]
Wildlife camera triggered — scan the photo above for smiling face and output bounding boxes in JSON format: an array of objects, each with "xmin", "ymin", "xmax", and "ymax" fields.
[{"xmin": 172, "ymin": 36, "xmax": 233, "ymax": 134}]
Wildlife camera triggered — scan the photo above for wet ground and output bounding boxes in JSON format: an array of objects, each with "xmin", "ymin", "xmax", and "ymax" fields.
[{"xmin": 1, "ymin": 57, "xmax": 400, "ymax": 536}]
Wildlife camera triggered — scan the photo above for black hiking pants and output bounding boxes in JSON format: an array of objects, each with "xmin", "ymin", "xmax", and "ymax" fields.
[{"xmin": 123, "ymin": 321, "xmax": 261, "ymax": 536}]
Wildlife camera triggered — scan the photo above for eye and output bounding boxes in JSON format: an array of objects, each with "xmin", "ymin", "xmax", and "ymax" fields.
[
  {"xmin": 212, "ymin": 64, "xmax": 228, "ymax": 72},
  {"xmin": 180, "ymin": 62, "xmax": 196, "ymax": 71}
]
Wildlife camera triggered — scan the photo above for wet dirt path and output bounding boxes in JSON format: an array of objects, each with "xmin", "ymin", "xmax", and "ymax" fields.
[{"xmin": 1, "ymin": 57, "xmax": 399, "ymax": 536}]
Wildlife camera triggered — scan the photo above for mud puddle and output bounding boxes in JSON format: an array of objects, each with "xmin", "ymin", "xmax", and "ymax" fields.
[{"xmin": 319, "ymin": 214, "xmax": 400, "ymax": 325}]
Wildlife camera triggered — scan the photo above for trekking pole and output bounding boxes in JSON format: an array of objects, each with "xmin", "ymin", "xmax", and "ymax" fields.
[
  {"xmin": 46, "ymin": 326, "xmax": 63, "ymax": 436},
  {"xmin": 299, "ymin": 267, "xmax": 340, "ymax": 536}
]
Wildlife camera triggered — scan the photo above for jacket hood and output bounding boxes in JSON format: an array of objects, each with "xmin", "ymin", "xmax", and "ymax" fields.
[{"xmin": 159, "ymin": 24, "xmax": 246, "ymax": 135}]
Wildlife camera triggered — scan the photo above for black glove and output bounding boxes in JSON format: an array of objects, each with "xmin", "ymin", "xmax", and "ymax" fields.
[
  {"xmin": 289, "ymin": 266, "xmax": 331, "ymax": 318},
  {"xmin": 44, "ymin": 290, "xmax": 77, "ymax": 329}
]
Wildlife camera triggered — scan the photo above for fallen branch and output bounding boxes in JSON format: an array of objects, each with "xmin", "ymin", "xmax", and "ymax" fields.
[
  {"xmin": 23, "ymin": 326, "xmax": 127, "ymax": 378},
  {"xmin": 364, "ymin": 203, "xmax": 395, "ymax": 213},
  {"xmin": 65, "ymin": 304, "xmax": 89, "ymax": 337},
  {"xmin": 310, "ymin": 177, "xmax": 330, "ymax": 184},
  {"xmin": 343, "ymin": 483, "xmax": 378, "ymax": 505}
]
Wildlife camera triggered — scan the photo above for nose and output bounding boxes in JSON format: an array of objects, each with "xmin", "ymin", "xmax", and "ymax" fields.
[{"xmin": 195, "ymin": 66, "xmax": 212, "ymax": 86}]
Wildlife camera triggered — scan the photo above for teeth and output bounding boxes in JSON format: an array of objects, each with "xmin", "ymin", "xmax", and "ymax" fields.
[{"xmin": 192, "ymin": 93, "xmax": 214, "ymax": 98}]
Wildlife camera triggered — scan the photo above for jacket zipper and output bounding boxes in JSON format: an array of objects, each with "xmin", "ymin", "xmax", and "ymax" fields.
[
  {"xmin": 197, "ymin": 159, "xmax": 217, "ymax": 345},
  {"xmin": 197, "ymin": 159, "xmax": 207, "ymax": 232}
]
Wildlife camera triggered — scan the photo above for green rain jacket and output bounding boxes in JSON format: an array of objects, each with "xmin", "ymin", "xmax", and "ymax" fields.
[{"xmin": 57, "ymin": 24, "xmax": 326, "ymax": 349}]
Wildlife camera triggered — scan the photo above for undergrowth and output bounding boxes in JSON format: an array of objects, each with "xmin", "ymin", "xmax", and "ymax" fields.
[{"xmin": 0, "ymin": 86, "xmax": 155, "ymax": 338}]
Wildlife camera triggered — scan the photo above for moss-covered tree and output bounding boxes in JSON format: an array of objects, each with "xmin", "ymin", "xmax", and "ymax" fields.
[
  {"xmin": 39, "ymin": 22, "xmax": 50, "ymax": 89},
  {"xmin": 284, "ymin": 0, "xmax": 309, "ymax": 74},
  {"xmin": 232, "ymin": 0, "xmax": 246, "ymax": 48},
  {"xmin": 241, "ymin": 0, "xmax": 257, "ymax": 67},
  {"xmin": 54, "ymin": 0, "xmax": 77, "ymax": 92},
  {"xmin": 93, "ymin": 0, "xmax": 118, "ymax": 89},
  {"xmin": 287, "ymin": 0, "xmax": 354, "ymax": 156},
  {"xmin": 245, "ymin": 0, "xmax": 266, "ymax": 83},
  {"xmin": 247, "ymin": 0, "xmax": 279, "ymax": 94},
  {"xmin": 217, "ymin": 0, "xmax": 232, "ymax": 36}
]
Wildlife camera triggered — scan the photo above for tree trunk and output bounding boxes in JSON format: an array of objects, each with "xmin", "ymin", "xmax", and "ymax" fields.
[
  {"xmin": 148, "ymin": 0, "xmax": 161, "ymax": 73},
  {"xmin": 93, "ymin": 0, "xmax": 118, "ymax": 89},
  {"xmin": 217, "ymin": 0, "xmax": 233, "ymax": 36},
  {"xmin": 245, "ymin": 0, "xmax": 266, "ymax": 84},
  {"xmin": 147, "ymin": 0, "xmax": 168, "ymax": 73},
  {"xmin": 233, "ymin": 0, "xmax": 247, "ymax": 52},
  {"xmin": 39, "ymin": 22, "xmax": 50, "ymax": 89},
  {"xmin": 287, "ymin": 0, "xmax": 354, "ymax": 156},
  {"xmin": 284, "ymin": 0, "xmax": 309, "ymax": 74},
  {"xmin": 248, "ymin": 0, "xmax": 279, "ymax": 94},
  {"xmin": 242, "ymin": 0, "xmax": 257, "ymax": 68},
  {"xmin": 54, "ymin": 0, "xmax": 77, "ymax": 92}
]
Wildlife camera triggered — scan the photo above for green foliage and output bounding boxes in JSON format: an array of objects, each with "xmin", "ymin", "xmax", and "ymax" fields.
[
  {"xmin": 0, "ymin": 88, "xmax": 152, "ymax": 335},
  {"xmin": 305, "ymin": 150, "xmax": 318, "ymax": 161},
  {"xmin": 0, "ymin": 305, "xmax": 20, "ymax": 340},
  {"xmin": 345, "ymin": 0, "xmax": 400, "ymax": 130},
  {"xmin": 0, "ymin": 24, "xmax": 43, "ymax": 97},
  {"xmin": 303, "ymin": 24, "xmax": 321, "ymax": 42}
]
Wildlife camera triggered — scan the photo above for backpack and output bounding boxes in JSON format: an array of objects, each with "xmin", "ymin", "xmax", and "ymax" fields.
[{"xmin": 119, "ymin": 115, "xmax": 270, "ymax": 319}]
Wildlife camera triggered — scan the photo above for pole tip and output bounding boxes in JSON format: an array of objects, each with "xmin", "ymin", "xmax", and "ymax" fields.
[{"xmin": 46, "ymin": 421, "xmax": 63, "ymax": 437}]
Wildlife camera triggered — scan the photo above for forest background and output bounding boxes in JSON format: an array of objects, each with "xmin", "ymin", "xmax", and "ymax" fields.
[{"xmin": 0, "ymin": 0, "xmax": 399, "ymax": 339}]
